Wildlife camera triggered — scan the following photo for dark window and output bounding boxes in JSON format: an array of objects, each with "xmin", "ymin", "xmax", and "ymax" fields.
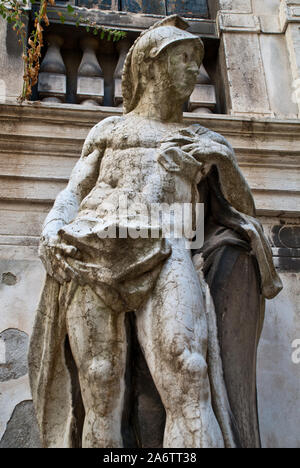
[
  {"xmin": 75, "ymin": 0, "xmax": 209, "ymax": 18},
  {"xmin": 121, "ymin": 0, "xmax": 167, "ymax": 14},
  {"xmin": 166, "ymin": 1, "xmax": 208, "ymax": 18}
]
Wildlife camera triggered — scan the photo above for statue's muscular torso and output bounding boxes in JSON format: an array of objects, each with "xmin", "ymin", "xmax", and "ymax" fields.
[{"xmin": 79, "ymin": 115, "xmax": 202, "ymax": 215}]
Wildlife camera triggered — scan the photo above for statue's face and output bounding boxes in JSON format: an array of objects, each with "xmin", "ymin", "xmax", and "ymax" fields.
[{"xmin": 165, "ymin": 40, "xmax": 202, "ymax": 101}]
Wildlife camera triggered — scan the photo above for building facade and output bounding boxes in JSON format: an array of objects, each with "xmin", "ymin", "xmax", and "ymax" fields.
[{"xmin": 0, "ymin": 0, "xmax": 299, "ymax": 448}]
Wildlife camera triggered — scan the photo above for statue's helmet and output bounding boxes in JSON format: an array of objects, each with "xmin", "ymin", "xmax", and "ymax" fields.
[{"xmin": 122, "ymin": 15, "xmax": 204, "ymax": 114}]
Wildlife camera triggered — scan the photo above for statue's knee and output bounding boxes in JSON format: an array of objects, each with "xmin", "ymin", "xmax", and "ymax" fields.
[
  {"xmin": 84, "ymin": 357, "xmax": 120, "ymax": 386},
  {"xmin": 180, "ymin": 350, "xmax": 208, "ymax": 379}
]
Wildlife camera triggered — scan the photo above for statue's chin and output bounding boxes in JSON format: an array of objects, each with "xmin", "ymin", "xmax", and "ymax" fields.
[{"xmin": 176, "ymin": 85, "xmax": 196, "ymax": 103}]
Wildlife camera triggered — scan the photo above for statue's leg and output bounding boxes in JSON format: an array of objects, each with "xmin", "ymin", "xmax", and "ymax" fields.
[
  {"xmin": 136, "ymin": 240, "xmax": 224, "ymax": 448},
  {"xmin": 204, "ymin": 245, "xmax": 262, "ymax": 448},
  {"xmin": 66, "ymin": 284, "xmax": 127, "ymax": 448}
]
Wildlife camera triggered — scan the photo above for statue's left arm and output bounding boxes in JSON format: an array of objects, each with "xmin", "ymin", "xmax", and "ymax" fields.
[{"xmin": 183, "ymin": 130, "xmax": 256, "ymax": 217}]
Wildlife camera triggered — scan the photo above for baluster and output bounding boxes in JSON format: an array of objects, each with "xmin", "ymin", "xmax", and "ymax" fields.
[
  {"xmin": 38, "ymin": 35, "xmax": 66, "ymax": 103},
  {"xmin": 77, "ymin": 37, "xmax": 104, "ymax": 106},
  {"xmin": 114, "ymin": 38, "xmax": 131, "ymax": 107},
  {"xmin": 188, "ymin": 64, "xmax": 216, "ymax": 114}
]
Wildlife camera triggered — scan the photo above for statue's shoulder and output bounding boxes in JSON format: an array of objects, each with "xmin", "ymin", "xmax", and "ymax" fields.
[
  {"xmin": 85, "ymin": 116, "xmax": 123, "ymax": 146},
  {"xmin": 184, "ymin": 123, "xmax": 232, "ymax": 148}
]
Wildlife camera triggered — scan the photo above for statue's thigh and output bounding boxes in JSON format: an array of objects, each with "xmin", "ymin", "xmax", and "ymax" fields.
[
  {"xmin": 136, "ymin": 243, "xmax": 208, "ymax": 398},
  {"xmin": 66, "ymin": 284, "xmax": 127, "ymax": 385}
]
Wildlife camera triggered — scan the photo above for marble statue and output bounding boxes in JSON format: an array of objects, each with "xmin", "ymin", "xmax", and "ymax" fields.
[{"xmin": 28, "ymin": 15, "xmax": 282, "ymax": 448}]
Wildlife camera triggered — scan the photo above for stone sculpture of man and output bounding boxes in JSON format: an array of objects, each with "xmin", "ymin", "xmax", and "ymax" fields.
[{"xmin": 28, "ymin": 15, "xmax": 282, "ymax": 449}]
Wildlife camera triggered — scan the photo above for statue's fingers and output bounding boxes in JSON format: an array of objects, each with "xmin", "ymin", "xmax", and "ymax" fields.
[
  {"xmin": 55, "ymin": 253, "xmax": 77, "ymax": 281},
  {"xmin": 181, "ymin": 143, "xmax": 200, "ymax": 153},
  {"xmin": 55, "ymin": 242, "xmax": 77, "ymax": 258},
  {"xmin": 162, "ymin": 135, "xmax": 195, "ymax": 145},
  {"xmin": 54, "ymin": 254, "xmax": 72, "ymax": 282}
]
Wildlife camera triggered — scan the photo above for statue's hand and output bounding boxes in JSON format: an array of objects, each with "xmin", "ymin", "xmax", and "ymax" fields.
[
  {"xmin": 39, "ymin": 234, "xmax": 78, "ymax": 285},
  {"xmin": 162, "ymin": 126, "xmax": 235, "ymax": 172}
]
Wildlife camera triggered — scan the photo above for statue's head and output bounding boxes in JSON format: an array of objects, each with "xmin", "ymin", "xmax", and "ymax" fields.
[{"xmin": 122, "ymin": 15, "xmax": 204, "ymax": 114}]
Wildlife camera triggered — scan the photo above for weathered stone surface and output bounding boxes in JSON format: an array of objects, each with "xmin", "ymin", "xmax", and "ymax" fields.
[
  {"xmin": 258, "ymin": 34, "xmax": 298, "ymax": 118},
  {"xmin": 2, "ymin": 272, "xmax": 17, "ymax": 286},
  {"xmin": 220, "ymin": 32, "xmax": 272, "ymax": 116},
  {"xmin": 0, "ymin": 400, "xmax": 41, "ymax": 448},
  {"xmin": 0, "ymin": 18, "xmax": 27, "ymax": 100},
  {"xmin": 27, "ymin": 15, "xmax": 281, "ymax": 450},
  {"xmin": 0, "ymin": 256, "xmax": 45, "ymax": 335},
  {"xmin": 0, "ymin": 375, "xmax": 32, "ymax": 441},
  {"xmin": 258, "ymin": 271, "xmax": 300, "ymax": 448},
  {"xmin": 0, "ymin": 329, "xmax": 29, "ymax": 382},
  {"xmin": 217, "ymin": 0, "xmax": 252, "ymax": 12}
]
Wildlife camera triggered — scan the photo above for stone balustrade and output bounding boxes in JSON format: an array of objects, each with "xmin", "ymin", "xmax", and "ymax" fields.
[
  {"xmin": 37, "ymin": 30, "xmax": 218, "ymax": 112},
  {"xmin": 37, "ymin": 31, "xmax": 130, "ymax": 107}
]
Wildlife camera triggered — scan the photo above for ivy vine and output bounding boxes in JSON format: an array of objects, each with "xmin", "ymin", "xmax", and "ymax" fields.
[{"xmin": 0, "ymin": 0, "xmax": 126, "ymax": 102}]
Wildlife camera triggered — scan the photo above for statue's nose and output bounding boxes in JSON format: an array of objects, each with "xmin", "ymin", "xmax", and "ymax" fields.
[{"xmin": 187, "ymin": 63, "xmax": 199, "ymax": 77}]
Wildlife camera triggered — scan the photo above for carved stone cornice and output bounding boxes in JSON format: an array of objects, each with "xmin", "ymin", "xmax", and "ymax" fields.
[
  {"xmin": 0, "ymin": 102, "xmax": 299, "ymax": 223},
  {"xmin": 41, "ymin": 5, "xmax": 218, "ymax": 38}
]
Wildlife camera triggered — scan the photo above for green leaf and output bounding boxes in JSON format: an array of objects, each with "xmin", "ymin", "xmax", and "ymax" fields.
[
  {"xmin": 93, "ymin": 28, "xmax": 98, "ymax": 35},
  {"xmin": 100, "ymin": 29, "xmax": 105, "ymax": 40},
  {"xmin": 67, "ymin": 4, "xmax": 75, "ymax": 13}
]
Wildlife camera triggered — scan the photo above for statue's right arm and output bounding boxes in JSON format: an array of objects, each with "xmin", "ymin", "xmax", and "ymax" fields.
[
  {"xmin": 39, "ymin": 117, "xmax": 118, "ymax": 282},
  {"xmin": 43, "ymin": 118, "xmax": 118, "ymax": 237}
]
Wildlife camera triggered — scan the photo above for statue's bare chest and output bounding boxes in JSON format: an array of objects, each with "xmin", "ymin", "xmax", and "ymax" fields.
[{"xmin": 99, "ymin": 121, "xmax": 178, "ymax": 185}]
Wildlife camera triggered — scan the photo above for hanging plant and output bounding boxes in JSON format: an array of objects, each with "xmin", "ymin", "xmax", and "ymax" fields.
[{"xmin": 0, "ymin": 0, "xmax": 126, "ymax": 102}]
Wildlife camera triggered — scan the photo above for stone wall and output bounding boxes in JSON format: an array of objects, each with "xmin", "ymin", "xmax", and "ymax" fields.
[{"xmin": 0, "ymin": 0, "xmax": 299, "ymax": 448}]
